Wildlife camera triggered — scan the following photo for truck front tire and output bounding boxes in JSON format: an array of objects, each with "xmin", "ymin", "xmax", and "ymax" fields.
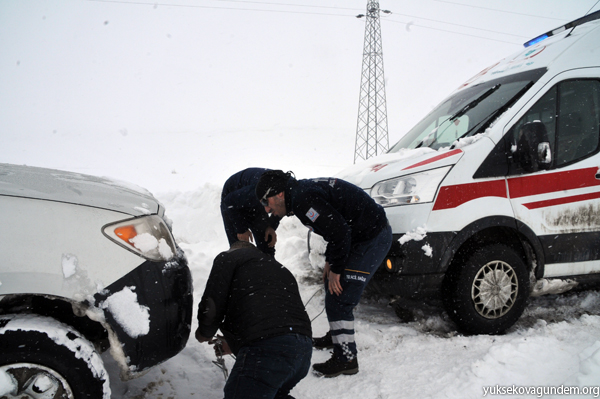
[{"xmin": 0, "ymin": 315, "xmax": 110, "ymax": 399}]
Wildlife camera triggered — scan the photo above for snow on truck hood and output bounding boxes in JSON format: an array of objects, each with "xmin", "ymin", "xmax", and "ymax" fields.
[
  {"xmin": 337, "ymin": 147, "xmax": 464, "ymax": 189},
  {"xmin": 0, "ymin": 163, "xmax": 160, "ymax": 216}
]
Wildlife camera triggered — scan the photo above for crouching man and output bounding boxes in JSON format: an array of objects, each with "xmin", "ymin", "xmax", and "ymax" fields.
[{"xmin": 195, "ymin": 241, "xmax": 312, "ymax": 399}]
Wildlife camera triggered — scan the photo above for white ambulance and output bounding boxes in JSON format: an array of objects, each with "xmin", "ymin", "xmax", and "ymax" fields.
[{"xmin": 338, "ymin": 10, "xmax": 600, "ymax": 334}]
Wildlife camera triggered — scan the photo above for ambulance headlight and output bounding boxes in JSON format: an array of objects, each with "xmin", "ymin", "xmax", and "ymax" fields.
[{"xmin": 371, "ymin": 166, "xmax": 451, "ymax": 207}]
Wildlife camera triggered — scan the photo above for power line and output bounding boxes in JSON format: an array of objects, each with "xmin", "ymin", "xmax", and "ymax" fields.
[
  {"xmin": 432, "ymin": 0, "xmax": 570, "ymax": 22},
  {"xmin": 387, "ymin": 12, "xmax": 530, "ymax": 39},
  {"xmin": 384, "ymin": 18, "xmax": 522, "ymax": 45},
  {"xmin": 84, "ymin": 0, "xmax": 546, "ymax": 45},
  {"xmin": 215, "ymin": 0, "xmax": 362, "ymax": 12},
  {"xmin": 86, "ymin": 0, "xmax": 355, "ymax": 17},
  {"xmin": 586, "ymin": 0, "xmax": 600, "ymax": 15}
]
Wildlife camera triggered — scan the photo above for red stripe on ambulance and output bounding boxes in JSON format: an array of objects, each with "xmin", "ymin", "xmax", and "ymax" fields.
[
  {"xmin": 403, "ymin": 149, "xmax": 463, "ymax": 171},
  {"xmin": 433, "ymin": 168, "xmax": 600, "ymax": 211},
  {"xmin": 433, "ymin": 180, "xmax": 507, "ymax": 210},
  {"xmin": 523, "ymin": 192, "xmax": 600, "ymax": 209},
  {"xmin": 507, "ymin": 167, "xmax": 600, "ymax": 198}
]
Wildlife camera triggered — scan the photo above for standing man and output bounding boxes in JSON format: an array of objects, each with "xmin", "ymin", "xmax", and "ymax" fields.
[
  {"xmin": 255, "ymin": 170, "xmax": 392, "ymax": 378},
  {"xmin": 196, "ymin": 241, "xmax": 313, "ymax": 399},
  {"xmin": 221, "ymin": 168, "xmax": 279, "ymax": 256}
]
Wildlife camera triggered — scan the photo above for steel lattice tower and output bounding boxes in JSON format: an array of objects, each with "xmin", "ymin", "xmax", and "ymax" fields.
[{"xmin": 354, "ymin": 1, "xmax": 389, "ymax": 163}]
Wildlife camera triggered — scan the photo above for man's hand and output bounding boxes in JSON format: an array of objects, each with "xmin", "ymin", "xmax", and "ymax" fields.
[
  {"xmin": 328, "ymin": 270, "xmax": 343, "ymax": 296},
  {"xmin": 210, "ymin": 336, "xmax": 232, "ymax": 356},
  {"xmin": 237, "ymin": 230, "xmax": 253, "ymax": 243},
  {"xmin": 323, "ymin": 262, "xmax": 343, "ymax": 296},
  {"xmin": 196, "ymin": 330, "xmax": 232, "ymax": 355},
  {"xmin": 265, "ymin": 226, "xmax": 277, "ymax": 248}
]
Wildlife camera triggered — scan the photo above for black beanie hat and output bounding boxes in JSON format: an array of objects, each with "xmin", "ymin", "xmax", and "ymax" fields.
[{"xmin": 255, "ymin": 170, "xmax": 292, "ymax": 202}]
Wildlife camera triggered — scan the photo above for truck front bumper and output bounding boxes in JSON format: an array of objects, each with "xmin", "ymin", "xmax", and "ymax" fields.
[{"xmin": 94, "ymin": 249, "xmax": 193, "ymax": 378}]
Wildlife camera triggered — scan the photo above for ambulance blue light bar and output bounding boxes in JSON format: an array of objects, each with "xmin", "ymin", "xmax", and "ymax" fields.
[{"xmin": 524, "ymin": 9, "xmax": 600, "ymax": 47}]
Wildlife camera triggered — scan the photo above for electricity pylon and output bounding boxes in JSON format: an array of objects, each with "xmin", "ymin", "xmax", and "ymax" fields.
[{"xmin": 354, "ymin": 1, "xmax": 390, "ymax": 163}]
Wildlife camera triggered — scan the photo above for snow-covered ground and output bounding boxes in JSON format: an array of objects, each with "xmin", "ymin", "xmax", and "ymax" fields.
[{"xmin": 102, "ymin": 181, "xmax": 600, "ymax": 399}]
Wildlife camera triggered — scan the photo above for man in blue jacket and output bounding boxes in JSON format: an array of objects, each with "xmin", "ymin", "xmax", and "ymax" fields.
[
  {"xmin": 255, "ymin": 170, "xmax": 392, "ymax": 378},
  {"xmin": 221, "ymin": 168, "xmax": 279, "ymax": 256}
]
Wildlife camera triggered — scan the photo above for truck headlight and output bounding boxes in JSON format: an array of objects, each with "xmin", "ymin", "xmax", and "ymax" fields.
[
  {"xmin": 103, "ymin": 215, "xmax": 176, "ymax": 261},
  {"xmin": 371, "ymin": 166, "xmax": 451, "ymax": 207}
]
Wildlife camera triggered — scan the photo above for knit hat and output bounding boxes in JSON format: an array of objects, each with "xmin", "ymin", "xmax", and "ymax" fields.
[{"xmin": 255, "ymin": 170, "xmax": 292, "ymax": 203}]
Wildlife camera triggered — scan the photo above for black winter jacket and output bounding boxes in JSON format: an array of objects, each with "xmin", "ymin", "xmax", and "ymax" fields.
[
  {"xmin": 284, "ymin": 177, "xmax": 388, "ymax": 274},
  {"xmin": 196, "ymin": 246, "xmax": 311, "ymax": 355},
  {"xmin": 221, "ymin": 168, "xmax": 279, "ymax": 235}
]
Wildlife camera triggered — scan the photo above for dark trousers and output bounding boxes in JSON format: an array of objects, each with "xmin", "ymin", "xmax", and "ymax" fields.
[
  {"xmin": 325, "ymin": 224, "xmax": 393, "ymax": 361},
  {"xmin": 224, "ymin": 334, "xmax": 312, "ymax": 399}
]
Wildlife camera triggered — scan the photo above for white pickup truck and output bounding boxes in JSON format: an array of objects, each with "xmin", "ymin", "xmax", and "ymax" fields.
[{"xmin": 0, "ymin": 164, "xmax": 193, "ymax": 398}]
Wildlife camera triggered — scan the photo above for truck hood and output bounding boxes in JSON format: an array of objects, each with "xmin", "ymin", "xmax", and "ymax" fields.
[
  {"xmin": 0, "ymin": 163, "xmax": 160, "ymax": 216},
  {"xmin": 337, "ymin": 147, "xmax": 464, "ymax": 189}
]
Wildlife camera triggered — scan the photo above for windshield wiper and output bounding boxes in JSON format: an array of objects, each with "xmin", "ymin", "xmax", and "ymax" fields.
[
  {"xmin": 452, "ymin": 81, "xmax": 535, "ymax": 145},
  {"xmin": 449, "ymin": 84, "xmax": 501, "ymax": 122},
  {"xmin": 415, "ymin": 84, "xmax": 501, "ymax": 149}
]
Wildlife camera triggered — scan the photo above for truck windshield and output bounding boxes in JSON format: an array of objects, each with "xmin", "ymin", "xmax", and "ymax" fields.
[{"xmin": 388, "ymin": 68, "xmax": 547, "ymax": 151}]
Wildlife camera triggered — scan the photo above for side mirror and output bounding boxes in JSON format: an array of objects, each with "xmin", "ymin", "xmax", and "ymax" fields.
[
  {"xmin": 537, "ymin": 142, "xmax": 552, "ymax": 168},
  {"xmin": 516, "ymin": 121, "xmax": 551, "ymax": 172}
]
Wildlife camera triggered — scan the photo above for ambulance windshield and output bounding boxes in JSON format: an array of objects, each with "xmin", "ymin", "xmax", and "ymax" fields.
[{"xmin": 388, "ymin": 68, "xmax": 547, "ymax": 152}]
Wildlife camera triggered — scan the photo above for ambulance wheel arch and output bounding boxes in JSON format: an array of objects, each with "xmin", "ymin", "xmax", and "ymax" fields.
[{"xmin": 437, "ymin": 216, "xmax": 545, "ymax": 279}]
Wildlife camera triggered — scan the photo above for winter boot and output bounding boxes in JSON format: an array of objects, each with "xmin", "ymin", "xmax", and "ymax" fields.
[
  {"xmin": 312, "ymin": 355, "xmax": 359, "ymax": 378},
  {"xmin": 312, "ymin": 331, "xmax": 333, "ymax": 350}
]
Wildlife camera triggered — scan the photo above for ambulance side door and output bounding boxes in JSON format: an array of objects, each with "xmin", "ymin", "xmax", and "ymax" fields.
[{"xmin": 506, "ymin": 73, "xmax": 600, "ymax": 278}]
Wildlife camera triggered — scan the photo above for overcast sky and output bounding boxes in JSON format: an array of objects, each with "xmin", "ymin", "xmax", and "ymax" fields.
[{"xmin": 1, "ymin": 0, "xmax": 599, "ymax": 190}]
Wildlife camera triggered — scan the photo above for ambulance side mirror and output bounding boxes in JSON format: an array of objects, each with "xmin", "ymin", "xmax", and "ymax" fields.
[
  {"xmin": 516, "ymin": 121, "xmax": 551, "ymax": 172},
  {"xmin": 537, "ymin": 141, "xmax": 552, "ymax": 169}
]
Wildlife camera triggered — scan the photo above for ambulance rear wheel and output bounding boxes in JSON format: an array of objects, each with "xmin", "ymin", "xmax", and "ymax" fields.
[{"xmin": 443, "ymin": 243, "xmax": 530, "ymax": 335}]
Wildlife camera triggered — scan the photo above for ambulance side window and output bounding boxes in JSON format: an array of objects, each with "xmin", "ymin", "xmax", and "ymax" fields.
[
  {"xmin": 555, "ymin": 80, "xmax": 600, "ymax": 166},
  {"xmin": 508, "ymin": 79, "xmax": 600, "ymax": 175}
]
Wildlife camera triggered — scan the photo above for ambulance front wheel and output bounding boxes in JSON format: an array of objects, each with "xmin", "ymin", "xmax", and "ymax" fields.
[{"xmin": 443, "ymin": 243, "xmax": 530, "ymax": 335}]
